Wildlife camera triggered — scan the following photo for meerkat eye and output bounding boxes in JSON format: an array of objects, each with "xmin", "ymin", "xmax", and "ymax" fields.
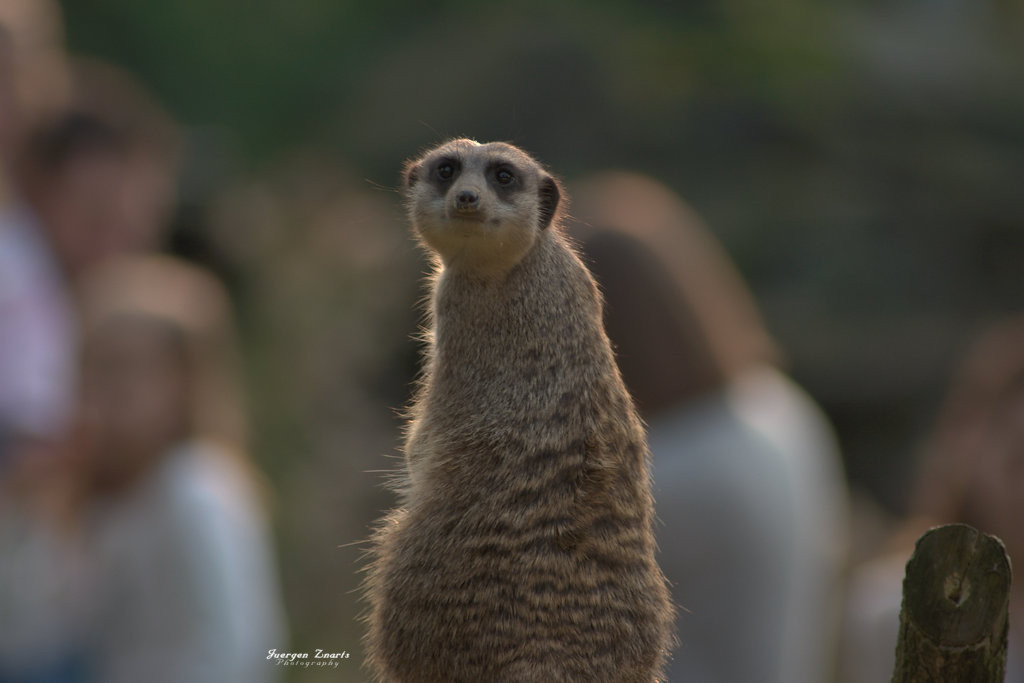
[
  {"xmin": 436, "ymin": 163, "xmax": 455, "ymax": 181},
  {"xmin": 495, "ymin": 168, "xmax": 515, "ymax": 186}
]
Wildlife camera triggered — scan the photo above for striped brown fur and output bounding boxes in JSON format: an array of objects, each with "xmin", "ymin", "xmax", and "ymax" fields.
[{"xmin": 365, "ymin": 139, "xmax": 674, "ymax": 682}]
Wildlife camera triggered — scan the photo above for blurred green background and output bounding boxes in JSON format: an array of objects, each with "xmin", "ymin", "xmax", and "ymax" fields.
[{"xmin": 58, "ymin": 1, "xmax": 1024, "ymax": 680}]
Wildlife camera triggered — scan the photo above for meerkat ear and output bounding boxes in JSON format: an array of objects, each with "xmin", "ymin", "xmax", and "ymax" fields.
[
  {"xmin": 403, "ymin": 159, "xmax": 422, "ymax": 189},
  {"xmin": 537, "ymin": 175, "xmax": 560, "ymax": 230}
]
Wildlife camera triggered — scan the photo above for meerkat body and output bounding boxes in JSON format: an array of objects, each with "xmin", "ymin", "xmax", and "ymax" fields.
[{"xmin": 365, "ymin": 139, "xmax": 673, "ymax": 682}]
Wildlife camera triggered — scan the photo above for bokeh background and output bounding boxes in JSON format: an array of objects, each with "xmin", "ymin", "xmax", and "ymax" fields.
[{"xmin": 57, "ymin": 1, "xmax": 1024, "ymax": 680}]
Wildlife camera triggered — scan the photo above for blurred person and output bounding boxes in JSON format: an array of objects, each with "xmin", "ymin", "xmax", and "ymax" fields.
[
  {"xmin": 1, "ymin": 53, "xmax": 178, "ymax": 474},
  {"xmin": 0, "ymin": 6, "xmax": 85, "ymax": 681},
  {"xmin": 66, "ymin": 255, "xmax": 286, "ymax": 683},
  {"xmin": 0, "ymin": 0, "xmax": 71, "ymax": 475},
  {"xmin": 0, "ymin": 48, "xmax": 180, "ymax": 681},
  {"xmin": 18, "ymin": 57, "xmax": 180, "ymax": 288},
  {"xmin": 568, "ymin": 172, "xmax": 849, "ymax": 683},
  {"xmin": 0, "ymin": 0, "xmax": 68, "ymax": 177},
  {"xmin": 841, "ymin": 317, "xmax": 1024, "ymax": 683}
]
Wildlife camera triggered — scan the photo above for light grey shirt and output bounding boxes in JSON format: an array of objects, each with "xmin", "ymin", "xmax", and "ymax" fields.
[
  {"xmin": 85, "ymin": 440, "xmax": 287, "ymax": 683},
  {"xmin": 652, "ymin": 367, "xmax": 848, "ymax": 683}
]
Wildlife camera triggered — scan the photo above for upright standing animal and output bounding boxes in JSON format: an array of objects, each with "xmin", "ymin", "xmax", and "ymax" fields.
[{"xmin": 365, "ymin": 139, "xmax": 674, "ymax": 682}]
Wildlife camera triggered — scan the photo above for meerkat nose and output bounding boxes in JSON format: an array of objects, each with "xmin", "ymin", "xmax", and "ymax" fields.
[{"xmin": 455, "ymin": 189, "xmax": 480, "ymax": 210}]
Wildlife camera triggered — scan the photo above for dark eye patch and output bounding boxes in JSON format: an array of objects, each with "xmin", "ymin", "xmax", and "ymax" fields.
[
  {"xmin": 486, "ymin": 161, "xmax": 522, "ymax": 200},
  {"xmin": 494, "ymin": 166, "xmax": 516, "ymax": 186},
  {"xmin": 434, "ymin": 157, "xmax": 460, "ymax": 182}
]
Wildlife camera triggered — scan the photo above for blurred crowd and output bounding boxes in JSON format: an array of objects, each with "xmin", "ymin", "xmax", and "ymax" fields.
[
  {"xmin": 567, "ymin": 176, "xmax": 1024, "ymax": 682},
  {"xmin": 1, "ymin": 2, "xmax": 1023, "ymax": 683},
  {"xmin": 0, "ymin": 2, "xmax": 285, "ymax": 682}
]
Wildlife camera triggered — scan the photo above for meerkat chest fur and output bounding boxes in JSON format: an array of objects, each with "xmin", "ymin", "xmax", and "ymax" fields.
[
  {"xmin": 419, "ymin": 233, "xmax": 622, "ymax": 477},
  {"xmin": 365, "ymin": 139, "xmax": 673, "ymax": 683}
]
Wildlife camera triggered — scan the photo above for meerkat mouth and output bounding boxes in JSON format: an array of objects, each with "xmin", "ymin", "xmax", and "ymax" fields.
[{"xmin": 448, "ymin": 210, "xmax": 487, "ymax": 225}]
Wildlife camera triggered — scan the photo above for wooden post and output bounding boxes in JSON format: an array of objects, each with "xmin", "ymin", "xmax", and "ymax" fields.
[{"xmin": 892, "ymin": 523, "xmax": 1011, "ymax": 683}]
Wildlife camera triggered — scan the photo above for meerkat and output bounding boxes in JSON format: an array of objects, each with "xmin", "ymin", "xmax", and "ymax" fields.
[{"xmin": 364, "ymin": 139, "xmax": 674, "ymax": 682}]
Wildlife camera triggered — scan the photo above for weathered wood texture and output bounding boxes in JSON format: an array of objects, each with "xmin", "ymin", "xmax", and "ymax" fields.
[{"xmin": 892, "ymin": 524, "xmax": 1011, "ymax": 683}]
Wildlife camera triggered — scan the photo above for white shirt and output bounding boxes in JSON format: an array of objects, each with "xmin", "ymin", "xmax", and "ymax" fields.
[{"xmin": 85, "ymin": 440, "xmax": 287, "ymax": 683}]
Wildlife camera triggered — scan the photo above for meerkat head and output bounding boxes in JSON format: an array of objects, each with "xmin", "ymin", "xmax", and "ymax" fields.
[{"xmin": 402, "ymin": 139, "xmax": 562, "ymax": 274}]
